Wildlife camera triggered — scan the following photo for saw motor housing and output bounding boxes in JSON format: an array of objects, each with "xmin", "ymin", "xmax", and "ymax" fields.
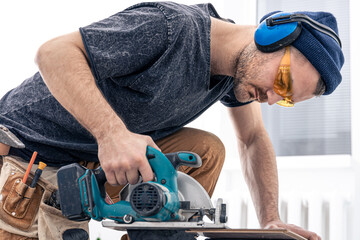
[{"xmin": 57, "ymin": 146, "xmax": 203, "ymax": 223}]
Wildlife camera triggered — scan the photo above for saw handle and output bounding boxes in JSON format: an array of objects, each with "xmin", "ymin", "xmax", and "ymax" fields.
[
  {"xmin": 90, "ymin": 149, "xmax": 202, "ymax": 198},
  {"xmin": 165, "ymin": 152, "xmax": 202, "ymax": 170},
  {"xmin": 92, "ymin": 167, "xmax": 107, "ymax": 199}
]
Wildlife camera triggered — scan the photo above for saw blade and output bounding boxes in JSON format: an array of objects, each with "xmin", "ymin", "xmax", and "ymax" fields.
[{"xmin": 177, "ymin": 171, "xmax": 213, "ymax": 209}]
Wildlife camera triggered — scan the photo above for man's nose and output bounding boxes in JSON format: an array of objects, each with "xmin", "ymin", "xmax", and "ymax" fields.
[{"xmin": 267, "ymin": 91, "xmax": 283, "ymax": 105}]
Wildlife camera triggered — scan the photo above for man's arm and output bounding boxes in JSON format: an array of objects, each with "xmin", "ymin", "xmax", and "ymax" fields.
[
  {"xmin": 228, "ymin": 102, "xmax": 279, "ymax": 226},
  {"xmin": 228, "ymin": 102, "xmax": 320, "ymax": 240},
  {"xmin": 35, "ymin": 31, "xmax": 160, "ymax": 185}
]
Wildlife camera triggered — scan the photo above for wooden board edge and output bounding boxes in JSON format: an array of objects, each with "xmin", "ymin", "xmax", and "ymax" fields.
[{"xmin": 186, "ymin": 228, "xmax": 307, "ymax": 240}]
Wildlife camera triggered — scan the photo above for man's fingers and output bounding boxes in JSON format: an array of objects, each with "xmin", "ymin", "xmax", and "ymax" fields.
[
  {"xmin": 97, "ymin": 132, "xmax": 160, "ymax": 186},
  {"xmin": 114, "ymin": 170, "xmax": 127, "ymax": 185},
  {"xmin": 146, "ymin": 137, "xmax": 162, "ymax": 152},
  {"xmin": 265, "ymin": 224, "xmax": 279, "ymax": 229},
  {"xmin": 264, "ymin": 220, "xmax": 321, "ymax": 240},
  {"xmin": 126, "ymin": 169, "xmax": 140, "ymax": 185},
  {"xmin": 308, "ymin": 232, "xmax": 321, "ymax": 240},
  {"xmin": 138, "ymin": 160, "xmax": 154, "ymax": 182},
  {"xmin": 104, "ymin": 171, "xmax": 118, "ymax": 185},
  {"xmin": 287, "ymin": 226, "xmax": 321, "ymax": 240}
]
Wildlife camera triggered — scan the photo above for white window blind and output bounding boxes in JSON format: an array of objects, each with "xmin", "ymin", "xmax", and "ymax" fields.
[{"xmin": 257, "ymin": 0, "xmax": 351, "ymax": 156}]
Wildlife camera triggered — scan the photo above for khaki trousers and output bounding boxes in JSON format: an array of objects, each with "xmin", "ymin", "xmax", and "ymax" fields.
[{"xmin": 0, "ymin": 127, "xmax": 225, "ymax": 240}]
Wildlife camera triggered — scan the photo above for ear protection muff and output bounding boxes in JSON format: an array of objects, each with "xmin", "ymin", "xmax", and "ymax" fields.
[{"xmin": 254, "ymin": 12, "xmax": 342, "ymax": 53}]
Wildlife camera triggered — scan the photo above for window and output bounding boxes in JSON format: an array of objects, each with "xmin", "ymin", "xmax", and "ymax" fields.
[{"xmin": 258, "ymin": 0, "xmax": 351, "ymax": 156}]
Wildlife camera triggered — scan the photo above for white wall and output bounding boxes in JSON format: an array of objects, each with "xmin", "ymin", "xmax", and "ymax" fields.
[
  {"xmin": 349, "ymin": 0, "xmax": 360, "ymax": 239},
  {"xmin": 0, "ymin": 1, "xmax": 358, "ymax": 240}
]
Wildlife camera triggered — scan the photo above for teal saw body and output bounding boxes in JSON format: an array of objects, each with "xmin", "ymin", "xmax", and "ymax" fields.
[{"xmin": 57, "ymin": 146, "xmax": 220, "ymax": 224}]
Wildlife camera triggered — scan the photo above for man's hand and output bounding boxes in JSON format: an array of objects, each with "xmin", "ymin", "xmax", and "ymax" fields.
[
  {"xmin": 97, "ymin": 129, "xmax": 161, "ymax": 186},
  {"xmin": 265, "ymin": 220, "xmax": 321, "ymax": 240}
]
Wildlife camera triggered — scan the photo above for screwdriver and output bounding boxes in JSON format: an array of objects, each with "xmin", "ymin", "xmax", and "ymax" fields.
[{"xmin": 30, "ymin": 162, "xmax": 47, "ymax": 188}]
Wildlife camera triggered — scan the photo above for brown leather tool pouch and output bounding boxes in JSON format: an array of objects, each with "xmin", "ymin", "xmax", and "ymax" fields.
[{"xmin": 0, "ymin": 160, "xmax": 44, "ymax": 231}]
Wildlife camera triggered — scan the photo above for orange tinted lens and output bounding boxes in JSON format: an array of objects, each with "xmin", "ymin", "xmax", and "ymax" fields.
[
  {"xmin": 274, "ymin": 67, "xmax": 292, "ymax": 97},
  {"xmin": 274, "ymin": 47, "xmax": 294, "ymax": 107}
]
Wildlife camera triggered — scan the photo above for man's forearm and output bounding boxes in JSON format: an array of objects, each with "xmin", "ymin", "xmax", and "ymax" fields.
[
  {"xmin": 35, "ymin": 32, "xmax": 126, "ymax": 140},
  {"xmin": 238, "ymin": 130, "xmax": 280, "ymax": 227}
]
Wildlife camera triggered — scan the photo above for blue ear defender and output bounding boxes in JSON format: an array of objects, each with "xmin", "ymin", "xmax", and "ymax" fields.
[{"xmin": 255, "ymin": 12, "xmax": 342, "ymax": 53}]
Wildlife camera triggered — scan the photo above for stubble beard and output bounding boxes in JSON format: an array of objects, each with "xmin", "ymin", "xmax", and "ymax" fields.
[{"xmin": 233, "ymin": 44, "xmax": 271, "ymax": 103}]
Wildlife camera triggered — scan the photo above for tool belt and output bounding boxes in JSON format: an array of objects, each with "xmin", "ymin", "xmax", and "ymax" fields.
[
  {"xmin": 0, "ymin": 125, "xmax": 89, "ymax": 239},
  {"xmin": 0, "ymin": 156, "xmax": 46, "ymax": 231},
  {"xmin": 0, "ymin": 125, "xmax": 44, "ymax": 231}
]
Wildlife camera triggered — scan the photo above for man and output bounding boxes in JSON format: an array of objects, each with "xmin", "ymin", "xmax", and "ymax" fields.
[{"xmin": 0, "ymin": 2, "xmax": 343, "ymax": 240}]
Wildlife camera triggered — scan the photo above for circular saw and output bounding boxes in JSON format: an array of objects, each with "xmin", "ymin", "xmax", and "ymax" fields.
[{"xmin": 56, "ymin": 146, "xmax": 227, "ymax": 231}]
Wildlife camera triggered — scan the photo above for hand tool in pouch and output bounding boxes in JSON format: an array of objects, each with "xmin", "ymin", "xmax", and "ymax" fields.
[{"xmin": 30, "ymin": 162, "xmax": 47, "ymax": 188}]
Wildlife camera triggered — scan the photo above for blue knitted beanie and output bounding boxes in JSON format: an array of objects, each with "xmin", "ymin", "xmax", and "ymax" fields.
[{"xmin": 259, "ymin": 11, "xmax": 345, "ymax": 95}]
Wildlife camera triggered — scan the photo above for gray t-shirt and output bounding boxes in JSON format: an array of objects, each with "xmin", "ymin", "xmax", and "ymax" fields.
[{"xmin": 0, "ymin": 2, "xmax": 250, "ymax": 166}]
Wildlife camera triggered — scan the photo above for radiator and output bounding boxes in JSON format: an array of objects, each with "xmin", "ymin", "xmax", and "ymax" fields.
[{"xmin": 219, "ymin": 194, "xmax": 351, "ymax": 240}]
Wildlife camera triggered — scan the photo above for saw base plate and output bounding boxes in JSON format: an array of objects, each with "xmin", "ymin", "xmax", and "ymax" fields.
[{"xmin": 102, "ymin": 220, "xmax": 226, "ymax": 231}]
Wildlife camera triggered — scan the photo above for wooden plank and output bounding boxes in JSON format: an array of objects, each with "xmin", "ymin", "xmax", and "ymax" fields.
[{"xmin": 186, "ymin": 228, "xmax": 307, "ymax": 240}]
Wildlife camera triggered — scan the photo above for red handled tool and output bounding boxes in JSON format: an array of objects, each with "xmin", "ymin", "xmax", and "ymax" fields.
[{"xmin": 22, "ymin": 151, "xmax": 37, "ymax": 184}]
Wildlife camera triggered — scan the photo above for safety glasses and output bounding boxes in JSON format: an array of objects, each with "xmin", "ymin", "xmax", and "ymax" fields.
[{"xmin": 273, "ymin": 46, "xmax": 294, "ymax": 107}]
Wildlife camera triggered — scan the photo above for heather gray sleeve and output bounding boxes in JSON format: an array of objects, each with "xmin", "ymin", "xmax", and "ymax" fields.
[{"xmin": 79, "ymin": 6, "xmax": 168, "ymax": 82}]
